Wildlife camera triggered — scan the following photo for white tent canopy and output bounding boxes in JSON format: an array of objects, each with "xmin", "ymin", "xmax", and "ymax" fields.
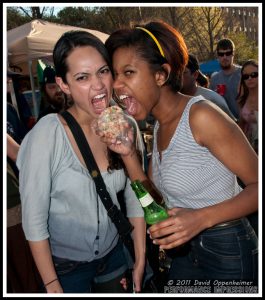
[
  {"xmin": 7, "ymin": 19, "xmax": 109, "ymax": 117},
  {"xmin": 7, "ymin": 19, "xmax": 109, "ymax": 75}
]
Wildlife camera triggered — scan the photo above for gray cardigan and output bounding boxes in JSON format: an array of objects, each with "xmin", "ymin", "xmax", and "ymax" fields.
[{"xmin": 16, "ymin": 114, "xmax": 143, "ymax": 261}]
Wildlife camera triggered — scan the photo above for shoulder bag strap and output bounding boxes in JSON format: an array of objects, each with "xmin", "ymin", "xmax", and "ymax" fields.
[{"xmin": 60, "ymin": 111, "xmax": 134, "ymax": 238}]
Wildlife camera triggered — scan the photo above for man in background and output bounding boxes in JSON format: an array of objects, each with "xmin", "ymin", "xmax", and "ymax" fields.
[
  {"xmin": 181, "ymin": 54, "xmax": 236, "ymax": 120},
  {"xmin": 37, "ymin": 66, "xmax": 66, "ymax": 121},
  {"xmin": 209, "ymin": 38, "xmax": 241, "ymax": 120}
]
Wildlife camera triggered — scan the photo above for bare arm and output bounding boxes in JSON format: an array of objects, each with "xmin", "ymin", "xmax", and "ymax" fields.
[
  {"xmin": 149, "ymin": 103, "xmax": 258, "ymax": 249},
  {"xmin": 193, "ymin": 102, "xmax": 258, "ymax": 226},
  {"xmin": 121, "ymin": 150, "xmax": 147, "ymax": 182},
  {"xmin": 147, "ymin": 157, "xmax": 153, "ymax": 180},
  {"xmin": 29, "ymin": 239, "xmax": 63, "ymax": 293},
  {"xmin": 129, "ymin": 217, "xmax": 146, "ymax": 292},
  {"xmin": 7, "ymin": 133, "xmax": 20, "ymax": 162}
]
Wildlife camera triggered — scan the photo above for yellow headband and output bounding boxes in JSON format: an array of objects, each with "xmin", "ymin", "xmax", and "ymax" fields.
[{"xmin": 136, "ymin": 27, "xmax": 165, "ymax": 58}]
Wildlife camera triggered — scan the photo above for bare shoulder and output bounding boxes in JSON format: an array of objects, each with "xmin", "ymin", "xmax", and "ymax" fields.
[
  {"xmin": 187, "ymin": 99, "xmax": 257, "ymax": 186},
  {"xmin": 190, "ymin": 99, "xmax": 235, "ymax": 127},
  {"xmin": 189, "ymin": 100, "xmax": 239, "ymax": 147}
]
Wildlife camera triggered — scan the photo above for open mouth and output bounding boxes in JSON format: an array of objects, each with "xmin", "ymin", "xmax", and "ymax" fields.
[
  {"xmin": 92, "ymin": 93, "xmax": 107, "ymax": 113},
  {"xmin": 119, "ymin": 95, "xmax": 137, "ymax": 115}
]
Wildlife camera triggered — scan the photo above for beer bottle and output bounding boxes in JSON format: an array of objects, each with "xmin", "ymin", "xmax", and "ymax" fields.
[
  {"xmin": 131, "ymin": 180, "xmax": 168, "ymax": 225},
  {"xmin": 140, "ymin": 179, "xmax": 166, "ymax": 207}
]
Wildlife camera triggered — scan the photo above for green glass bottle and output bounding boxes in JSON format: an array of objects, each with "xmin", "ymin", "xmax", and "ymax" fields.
[{"xmin": 131, "ymin": 180, "xmax": 169, "ymax": 225}]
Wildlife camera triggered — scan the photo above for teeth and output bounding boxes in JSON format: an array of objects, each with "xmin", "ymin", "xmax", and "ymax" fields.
[
  {"xmin": 119, "ymin": 95, "xmax": 128, "ymax": 100},
  {"xmin": 94, "ymin": 94, "xmax": 105, "ymax": 100}
]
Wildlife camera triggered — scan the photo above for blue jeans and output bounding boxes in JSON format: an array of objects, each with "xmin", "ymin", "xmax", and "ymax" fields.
[
  {"xmin": 53, "ymin": 240, "xmax": 128, "ymax": 293},
  {"xmin": 168, "ymin": 218, "xmax": 258, "ymax": 282}
]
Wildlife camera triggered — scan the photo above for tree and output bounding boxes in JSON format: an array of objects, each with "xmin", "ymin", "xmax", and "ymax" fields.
[
  {"xmin": 226, "ymin": 31, "xmax": 258, "ymax": 64},
  {"xmin": 57, "ymin": 7, "xmax": 93, "ymax": 28},
  {"xmin": 6, "ymin": 5, "xmax": 259, "ymax": 62},
  {"xmin": 178, "ymin": 7, "xmax": 227, "ymax": 61},
  {"xmin": 7, "ymin": 6, "xmax": 59, "ymax": 30},
  {"xmin": 7, "ymin": 7, "xmax": 30, "ymax": 30}
]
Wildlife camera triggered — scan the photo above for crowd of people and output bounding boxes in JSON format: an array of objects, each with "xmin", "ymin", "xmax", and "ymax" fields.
[{"xmin": 6, "ymin": 19, "xmax": 259, "ymax": 294}]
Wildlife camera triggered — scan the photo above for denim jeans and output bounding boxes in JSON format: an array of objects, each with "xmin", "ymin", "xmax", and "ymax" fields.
[
  {"xmin": 168, "ymin": 218, "xmax": 258, "ymax": 283},
  {"xmin": 52, "ymin": 240, "xmax": 128, "ymax": 293}
]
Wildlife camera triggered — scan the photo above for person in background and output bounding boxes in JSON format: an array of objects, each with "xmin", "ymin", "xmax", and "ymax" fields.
[
  {"xmin": 236, "ymin": 59, "xmax": 258, "ymax": 154},
  {"xmin": 16, "ymin": 30, "xmax": 146, "ymax": 293},
  {"xmin": 7, "ymin": 73, "xmax": 35, "ymax": 132},
  {"xmin": 236, "ymin": 59, "xmax": 259, "ymax": 237},
  {"xmin": 37, "ymin": 66, "xmax": 67, "ymax": 121},
  {"xmin": 196, "ymin": 71, "xmax": 209, "ymax": 88},
  {"xmin": 6, "ymin": 75, "xmax": 42, "ymax": 293},
  {"xmin": 7, "ymin": 133, "xmax": 42, "ymax": 293},
  {"xmin": 181, "ymin": 54, "xmax": 236, "ymax": 120},
  {"xmin": 103, "ymin": 20, "xmax": 258, "ymax": 284},
  {"xmin": 7, "ymin": 134, "xmax": 20, "ymax": 162},
  {"xmin": 7, "ymin": 101, "xmax": 27, "ymax": 144},
  {"xmin": 209, "ymin": 38, "xmax": 241, "ymax": 120},
  {"xmin": 7, "ymin": 76, "xmax": 28, "ymax": 177}
]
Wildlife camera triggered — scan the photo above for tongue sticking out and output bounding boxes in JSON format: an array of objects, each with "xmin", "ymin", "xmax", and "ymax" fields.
[
  {"xmin": 124, "ymin": 98, "xmax": 137, "ymax": 115},
  {"xmin": 92, "ymin": 98, "xmax": 107, "ymax": 114}
]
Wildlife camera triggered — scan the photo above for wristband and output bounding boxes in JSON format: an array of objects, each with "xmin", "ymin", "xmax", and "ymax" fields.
[{"xmin": 44, "ymin": 278, "xmax": 58, "ymax": 288}]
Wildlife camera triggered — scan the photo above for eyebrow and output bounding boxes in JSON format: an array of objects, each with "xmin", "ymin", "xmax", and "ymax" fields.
[
  {"xmin": 73, "ymin": 72, "xmax": 88, "ymax": 78},
  {"xmin": 73, "ymin": 65, "xmax": 109, "ymax": 78}
]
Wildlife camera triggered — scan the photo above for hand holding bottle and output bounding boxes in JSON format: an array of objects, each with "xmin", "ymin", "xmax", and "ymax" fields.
[{"xmin": 148, "ymin": 207, "xmax": 208, "ymax": 249}]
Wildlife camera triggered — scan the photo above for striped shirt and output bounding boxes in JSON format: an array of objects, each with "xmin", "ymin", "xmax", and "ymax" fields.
[{"xmin": 152, "ymin": 96, "xmax": 242, "ymax": 209}]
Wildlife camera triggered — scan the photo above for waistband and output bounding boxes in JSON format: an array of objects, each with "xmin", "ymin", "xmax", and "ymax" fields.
[
  {"xmin": 210, "ymin": 218, "xmax": 246, "ymax": 230},
  {"xmin": 165, "ymin": 218, "xmax": 249, "ymax": 259},
  {"xmin": 53, "ymin": 239, "xmax": 122, "ymax": 264}
]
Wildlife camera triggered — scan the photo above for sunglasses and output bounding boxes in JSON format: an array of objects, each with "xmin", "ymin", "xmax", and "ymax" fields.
[
  {"xmin": 217, "ymin": 50, "xmax": 233, "ymax": 57},
  {"xmin": 242, "ymin": 72, "xmax": 258, "ymax": 81}
]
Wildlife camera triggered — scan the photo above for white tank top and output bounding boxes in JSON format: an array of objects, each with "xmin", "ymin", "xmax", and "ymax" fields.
[{"xmin": 152, "ymin": 96, "xmax": 242, "ymax": 209}]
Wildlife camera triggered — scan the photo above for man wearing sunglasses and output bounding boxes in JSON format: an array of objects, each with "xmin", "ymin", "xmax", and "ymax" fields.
[
  {"xmin": 209, "ymin": 38, "xmax": 242, "ymax": 120},
  {"xmin": 181, "ymin": 54, "xmax": 236, "ymax": 121}
]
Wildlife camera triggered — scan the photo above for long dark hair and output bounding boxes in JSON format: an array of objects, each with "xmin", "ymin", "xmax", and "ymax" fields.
[
  {"xmin": 53, "ymin": 30, "xmax": 124, "ymax": 172},
  {"xmin": 236, "ymin": 59, "xmax": 258, "ymax": 109}
]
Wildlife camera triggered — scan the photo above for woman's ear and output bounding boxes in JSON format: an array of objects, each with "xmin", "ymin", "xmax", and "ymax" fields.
[
  {"xmin": 55, "ymin": 76, "xmax": 71, "ymax": 95},
  {"xmin": 155, "ymin": 63, "xmax": 171, "ymax": 86}
]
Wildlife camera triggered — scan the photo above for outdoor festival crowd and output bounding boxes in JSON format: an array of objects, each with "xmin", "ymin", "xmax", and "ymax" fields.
[{"xmin": 6, "ymin": 20, "xmax": 258, "ymax": 294}]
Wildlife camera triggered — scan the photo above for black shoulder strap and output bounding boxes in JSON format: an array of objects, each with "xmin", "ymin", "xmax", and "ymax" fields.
[{"xmin": 60, "ymin": 111, "xmax": 134, "ymax": 238}]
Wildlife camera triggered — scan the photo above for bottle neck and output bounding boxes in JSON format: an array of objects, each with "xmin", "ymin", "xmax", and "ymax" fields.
[
  {"xmin": 139, "ymin": 193, "xmax": 154, "ymax": 207},
  {"xmin": 141, "ymin": 179, "xmax": 165, "ymax": 207}
]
